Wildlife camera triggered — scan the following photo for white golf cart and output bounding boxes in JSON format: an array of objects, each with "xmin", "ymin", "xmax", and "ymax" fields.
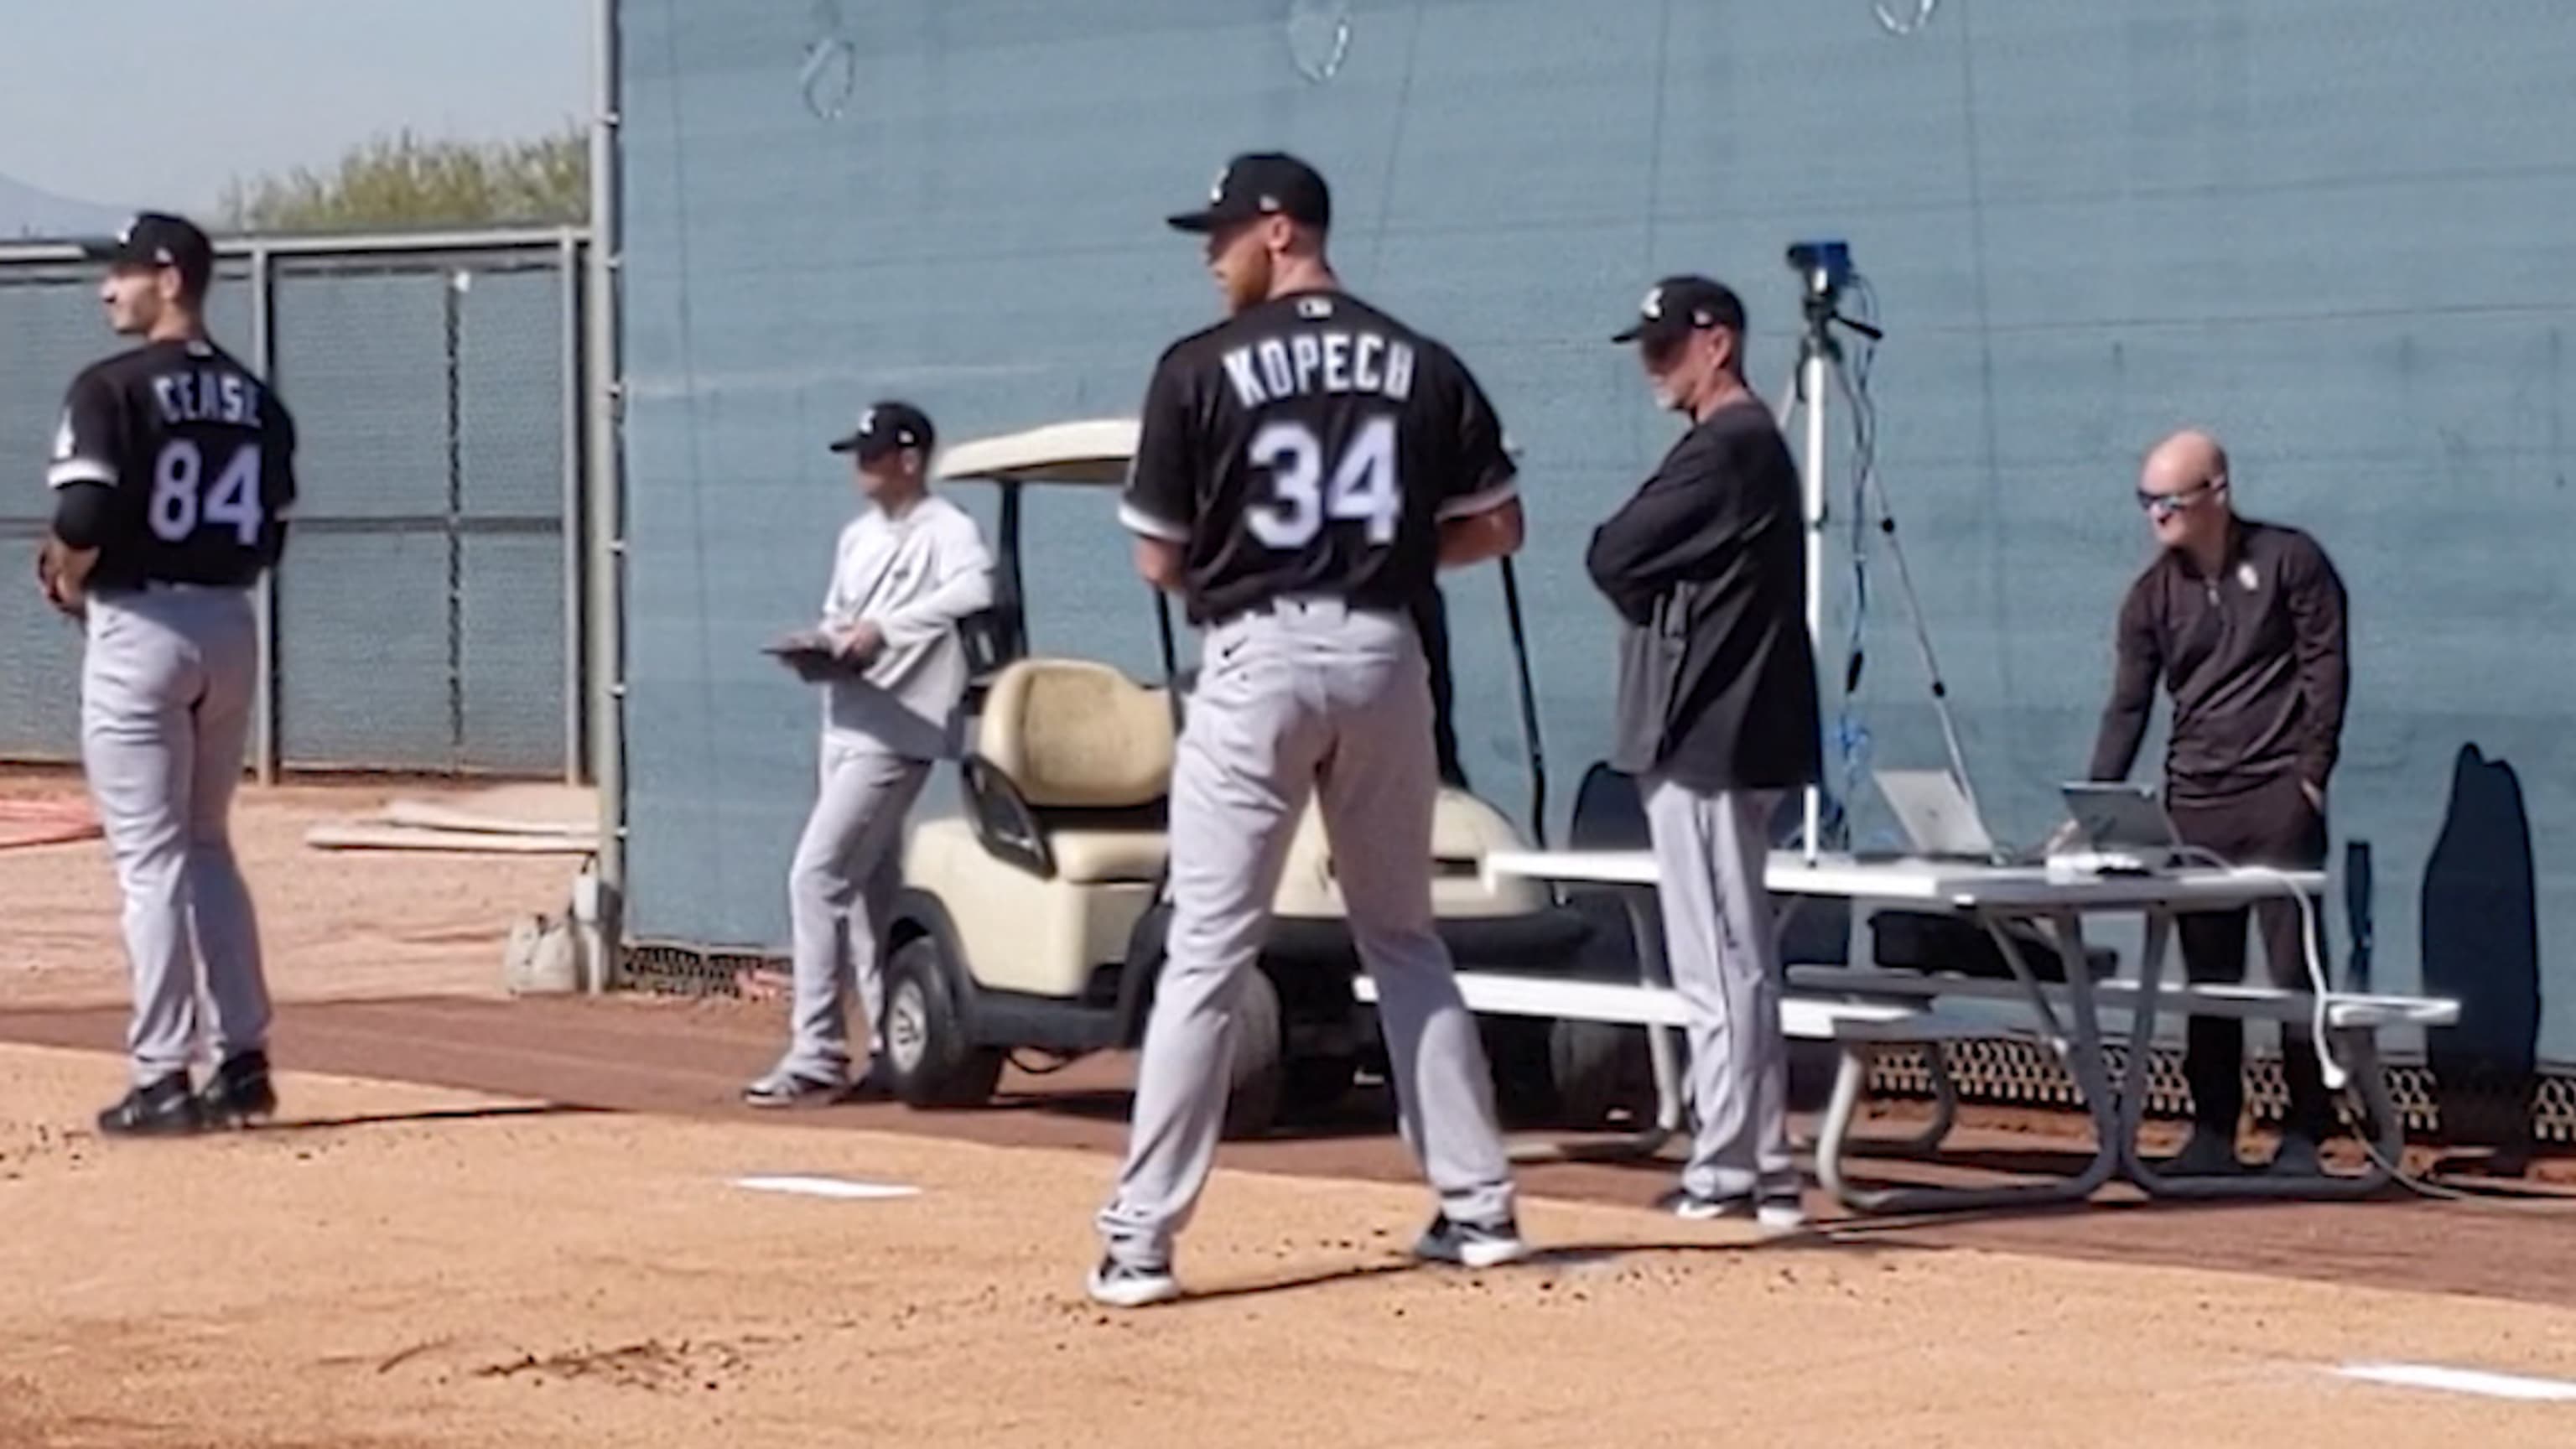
[{"xmin": 875, "ymin": 418, "xmax": 1592, "ymax": 1135}]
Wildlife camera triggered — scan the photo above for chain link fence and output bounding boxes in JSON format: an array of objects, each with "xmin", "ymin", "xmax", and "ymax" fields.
[{"xmin": 0, "ymin": 230, "xmax": 589, "ymax": 779}]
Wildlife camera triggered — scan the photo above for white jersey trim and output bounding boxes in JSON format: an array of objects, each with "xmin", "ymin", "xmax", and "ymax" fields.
[
  {"xmin": 1436, "ymin": 477, "xmax": 1519, "ymax": 522},
  {"xmin": 47, "ymin": 458, "xmax": 116, "ymax": 489},
  {"xmin": 1118, "ymin": 501, "xmax": 1192, "ymax": 543}
]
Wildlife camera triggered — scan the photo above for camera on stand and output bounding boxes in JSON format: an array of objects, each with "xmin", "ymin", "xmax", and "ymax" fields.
[
  {"xmin": 1784, "ymin": 239, "xmax": 1879, "ymax": 345},
  {"xmin": 1786, "ymin": 239, "xmax": 1853, "ymax": 305},
  {"xmin": 1772, "ymin": 236, "xmax": 1967, "ymax": 859}
]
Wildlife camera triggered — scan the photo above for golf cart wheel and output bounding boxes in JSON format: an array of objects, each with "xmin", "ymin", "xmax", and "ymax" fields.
[
  {"xmin": 1282, "ymin": 1051, "xmax": 1360, "ymax": 1121},
  {"xmin": 1220, "ymin": 968, "xmax": 1288, "ymax": 1140},
  {"xmin": 883, "ymin": 937, "xmax": 1005, "ymax": 1109},
  {"xmin": 1549, "ymin": 1017, "xmax": 1655, "ymax": 1130},
  {"xmin": 1480, "ymin": 1017, "xmax": 1561, "ymax": 1127}
]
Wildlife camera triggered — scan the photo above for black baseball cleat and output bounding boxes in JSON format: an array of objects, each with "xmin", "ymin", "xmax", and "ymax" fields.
[
  {"xmin": 2264, "ymin": 1133, "xmax": 2325, "ymax": 1178},
  {"xmin": 742, "ymin": 1067, "xmax": 849, "ymax": 1109},
  {"xmin": 2158, "ymin": 1129, "xmax": 2246, "ymax": 1177},
  {"xmin": 96, "ymin": 1075, "xmax": 204, "ymax": 1138},
  {"xmin": 1411, "ymin": 1213, "xmax": 1531, "ymax": 1269},
  {"xmin": 196, "ymin": 1051, "xmax": 278, "ymax": 1127}
]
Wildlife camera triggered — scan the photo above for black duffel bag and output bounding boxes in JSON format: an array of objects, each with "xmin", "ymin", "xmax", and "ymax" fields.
[{"xmin": 1869, "ymin": 909, "xmax": 2116, "ymax": 983}]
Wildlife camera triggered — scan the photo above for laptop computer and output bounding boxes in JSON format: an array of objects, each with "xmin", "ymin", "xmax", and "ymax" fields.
[
  {"xmin": 1872, "ymin": 768, "xmax": 2039, "ymax": 865},
  {"xmin": 2056, "ymin": 782, "xmax": 2189, "ymax": 870}
]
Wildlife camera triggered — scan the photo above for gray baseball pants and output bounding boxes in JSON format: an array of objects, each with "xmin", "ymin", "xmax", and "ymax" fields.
[
  {"xmin": 1641, "ymin": 777, "xmax": 1795, "ymax": 1202},
  {"xmin": 1098, "ymin": 599, "xmax": 1516, "ymax": 1268},
  {"xmin": 781, "ymin": 735, "xmax": 929, "ymax": 1081},
  {"xmin": 80, "ymin": 584, "xmax": 270, "ymax": 1087}
]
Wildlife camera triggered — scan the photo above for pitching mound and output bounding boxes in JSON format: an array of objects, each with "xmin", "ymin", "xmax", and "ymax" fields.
[{"xmin": 0, "ymin": 795, "xmax": 100, "ymax": 852}]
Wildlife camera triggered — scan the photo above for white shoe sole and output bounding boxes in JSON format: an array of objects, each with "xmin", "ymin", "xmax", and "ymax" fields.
[
  {"xmin": 1452, "ymin": 1227, "xmax": 1524, "ymax": 1263},
  {"xmin": 1087, "ymin": 1267, "xmax": 1181, "ymax": 1309},
  {"xmin": 1671, "ymin": 1198, "xmax": 1809, "ymax": 1233},
  {"xmin": 743, "ymin": 1072, "xmax": 848, "ymax": 1108}
]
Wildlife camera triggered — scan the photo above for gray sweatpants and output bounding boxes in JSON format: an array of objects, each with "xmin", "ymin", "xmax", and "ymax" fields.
[
  {"xmin": 80, "ymin": 584, "xmax": 270, "ymax": 1086},
  {"xmin": 781, "ymin": 735, "xmax": 930, "ymax": 1081},
  {"xmin": 1098, "ymin": 599, "xmax": 1516, "ymax": 1268},
  {"xmin": 1641, "ymin": 777, "xmax": 1794, "ymax": 1201}
]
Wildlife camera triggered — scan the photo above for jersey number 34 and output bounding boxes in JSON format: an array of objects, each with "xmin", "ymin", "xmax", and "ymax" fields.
[
  {"xmin": 148, "ymin": 439, "xmax": 265, "ymax": 547},
  {"xmin": 1244, "ymin": 415, "xmax": 1400, "ymax": 549}
]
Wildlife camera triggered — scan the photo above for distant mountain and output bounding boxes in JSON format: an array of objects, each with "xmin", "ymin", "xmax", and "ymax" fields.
[{"xmin": 0, "ymin": 172, "xmax": 129, "ymax": 242}]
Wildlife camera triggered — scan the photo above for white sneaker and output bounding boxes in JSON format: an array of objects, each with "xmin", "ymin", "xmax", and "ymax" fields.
[
  {"xmin": 1087, "ymin": 1257, "xmax": 1181, "ymax": 1309},
  {"xmin": 1662, "ymin": 1188, "xmax": 1809, "ymax": 1233}
]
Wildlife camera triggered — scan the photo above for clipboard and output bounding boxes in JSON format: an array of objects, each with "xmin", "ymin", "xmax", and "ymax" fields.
[{"xmin": 765, "ymin": 630, "xmax": 857, "ymax": 680}]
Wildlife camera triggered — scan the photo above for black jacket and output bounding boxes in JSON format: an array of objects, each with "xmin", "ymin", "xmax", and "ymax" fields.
[
  {"xmin": 1586, "ymin": 399, "xmax": 1821, "ymax": 792},
  {"xmin": 2088, "ymin": 517, "xmax": 2349, "ymax": 805}
]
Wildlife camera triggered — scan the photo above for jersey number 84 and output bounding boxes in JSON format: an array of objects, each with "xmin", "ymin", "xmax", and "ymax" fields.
[{"xmin": 148, "ymin": 439, "xmax": 266, "ymax": 547}]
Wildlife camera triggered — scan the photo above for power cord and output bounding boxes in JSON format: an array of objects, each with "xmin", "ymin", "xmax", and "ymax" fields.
[
  {"xmin": 2163, "ymin": 845, "xmax": 2344, "ymax": 1088},
  {"xmin": 2156, "ymin": 844, "xmax": 2571, "ymax": 1210}
]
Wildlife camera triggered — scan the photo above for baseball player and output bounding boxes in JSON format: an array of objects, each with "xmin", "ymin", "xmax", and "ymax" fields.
[
  {"xmin": 35, "ymin": 213, "xmax": 295, "ymax": 1137},
  {"xmin": 1090, "ymin": 152, "xmax": 1528, "ymax": 1308},
  {"xmin": 746, "ymin": 402, "xmax": 994, "ymax": 1106},
  {"xmin": 1587, "ymin": 276, "xmax": 1820, "ymax": 1229}
]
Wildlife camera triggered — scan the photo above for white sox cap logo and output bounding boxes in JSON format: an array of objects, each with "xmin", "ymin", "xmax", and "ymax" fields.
[{"xmin": 1641, "ymin": 285, "xmax": 1664, "ymax": 319}]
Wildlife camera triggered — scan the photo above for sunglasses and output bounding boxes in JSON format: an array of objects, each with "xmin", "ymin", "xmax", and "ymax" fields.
[{"xmin": 2137, "ymin": 477, "xmax": 2222, "ymax": 518}]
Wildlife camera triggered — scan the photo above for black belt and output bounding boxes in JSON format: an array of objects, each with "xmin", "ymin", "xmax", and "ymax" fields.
[
  {"xmin": 1213, "ymin": 594, "xmax": 1399, "ymax": 628},
  {"xmin": 94, "ymin": 578, "xmax": 257, "ymax": 596}
]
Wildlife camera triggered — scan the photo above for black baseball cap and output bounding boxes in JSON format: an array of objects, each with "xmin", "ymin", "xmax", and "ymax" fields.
[
  {"xmin": 1611, "ymin": 274, "xmax": 1748, "ymax": 346},
  {"xmin": 81, "ymin": 212, "xmax": 216, "ymax": 297},
  {"xmin": 1166, "ymin": 152, "xmax": 1332, "ymax": 234},
  {"xmin": 828, "ymin": 400, "xmax": 935, "ymax": 462}
]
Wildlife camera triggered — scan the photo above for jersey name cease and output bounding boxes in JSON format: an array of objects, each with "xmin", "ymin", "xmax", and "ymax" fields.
[
  {"xmin": 1219, "ymin": 330, "xmax": 1416, "ymax": 410},
  {"xmin": 151, "ymin": 370, "xmax": 268, "ymax": 428}
]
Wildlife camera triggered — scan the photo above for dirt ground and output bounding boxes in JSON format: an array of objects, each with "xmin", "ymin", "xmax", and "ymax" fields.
[
  {"xmin": 9, "ymin": 1043, "xmax": 2576, "ymax": 1449},
  {"xmin": 7, "ymin": 776, "xmax": 2576, "ymax": 1446},
  {"xmin": 0, "ymin": 770, "xmax": 577, "ymax": 1010}
]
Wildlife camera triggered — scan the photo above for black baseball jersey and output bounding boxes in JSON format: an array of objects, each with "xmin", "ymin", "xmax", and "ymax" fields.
[
  {"xmin": 1118, "ymin": 289, "xmax": 1517, "ymax": 624},
  {"xmin": 47, "ymin": 338, "xmax": 297, "ymax": 591}
]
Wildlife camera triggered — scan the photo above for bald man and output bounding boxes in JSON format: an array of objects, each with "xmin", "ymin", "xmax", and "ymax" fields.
[{"xmin": 2087, "ymin": 430, "xmax": 2350, "ymax": 1176}]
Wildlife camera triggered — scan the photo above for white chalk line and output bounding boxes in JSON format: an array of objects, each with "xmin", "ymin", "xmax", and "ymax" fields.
[
  {"xmin": 734, "ymin": 1174, "xmax": 922, "ymax": 1201},
  {"xmin": 2334, "ymin": 1362, "xmax": 2576, "ymax": 1402}
]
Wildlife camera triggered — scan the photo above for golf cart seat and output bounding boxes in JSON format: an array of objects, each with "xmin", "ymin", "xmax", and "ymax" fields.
[{"xmin": 962, "ymin": 658, "xmax": 1174, "ymax": 884}]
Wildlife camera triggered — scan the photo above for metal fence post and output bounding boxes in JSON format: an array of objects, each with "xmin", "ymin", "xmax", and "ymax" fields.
[
  {"xmin": 248, "ymin": 244, "xmax": 281, "ymax": 783},
  {"xmin": 586, "ymin": 0, "xmax": 629, "ymax": 987},
  {"xmin": 558, "ymin": 229, "xmax": 587, "ymax": 786},
  {"xmin": 442, "ymin": 268, "xmax": 468, "ymax": 769}
]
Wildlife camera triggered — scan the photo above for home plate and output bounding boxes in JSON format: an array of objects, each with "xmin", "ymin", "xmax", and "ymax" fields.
[
  {"xmin": 2334, "ymin": 1362, "xmax": 2576, "ymax": 1402},
  {"xmin": 735, "ymin": 1175, "xmax": 922, "ymax": 1201}
]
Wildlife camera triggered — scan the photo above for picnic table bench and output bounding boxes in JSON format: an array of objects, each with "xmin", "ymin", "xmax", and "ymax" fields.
[{"xmin": 1358, "ymin": 848, "xmax": 2460, "ymax": 1213}]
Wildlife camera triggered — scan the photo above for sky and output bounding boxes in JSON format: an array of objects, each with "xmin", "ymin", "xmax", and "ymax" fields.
[{"xmin": 0, "ymin": 0, "xmax": 593, "ymax": 218}]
